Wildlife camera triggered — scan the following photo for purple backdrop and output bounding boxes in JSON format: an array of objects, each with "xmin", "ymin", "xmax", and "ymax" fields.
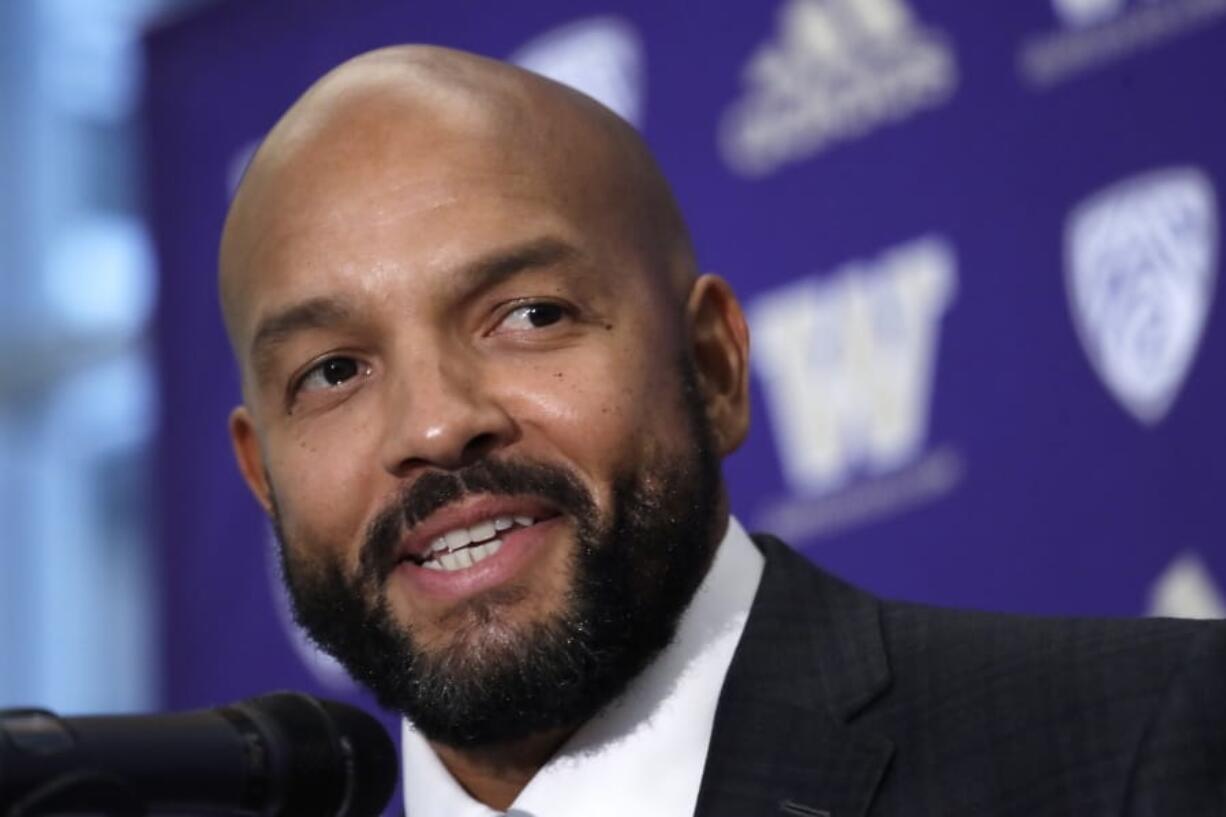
[{"xmin": 145, "ymin": 0, "xmax": 1226, "ymax": 768}]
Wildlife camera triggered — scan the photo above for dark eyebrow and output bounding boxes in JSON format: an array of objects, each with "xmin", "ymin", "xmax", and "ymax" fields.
[
  {"xmin": 458, "ymin": 236, "xmax": 581, "ymax": 294},
  {"xmin": 246, "ymin": 237, "xmax": 580, "ymax": 374},
  {"xmin": 249, "ymin": 296, "xmax": 352, "ymax": 373}
]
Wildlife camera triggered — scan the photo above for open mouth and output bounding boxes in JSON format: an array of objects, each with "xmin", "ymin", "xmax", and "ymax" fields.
[{"xmin": 404, "ymin": 515, "xmax": 540, "ymax": 572}]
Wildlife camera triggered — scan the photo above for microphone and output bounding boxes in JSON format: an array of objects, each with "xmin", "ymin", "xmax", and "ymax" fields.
[{"xmin": 0, "ymin": 691, "xmax": 397, "ymax": 817}]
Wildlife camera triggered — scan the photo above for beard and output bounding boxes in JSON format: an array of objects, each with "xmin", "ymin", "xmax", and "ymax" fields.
[{"xmin": 271, "ymin": 363, "xmax": 723, "ymax": 749}]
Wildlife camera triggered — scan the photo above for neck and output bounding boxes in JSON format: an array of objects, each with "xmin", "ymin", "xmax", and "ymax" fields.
[{"xmin": 431, "ymin": 726, "xmax": 577, "ymax": 811}]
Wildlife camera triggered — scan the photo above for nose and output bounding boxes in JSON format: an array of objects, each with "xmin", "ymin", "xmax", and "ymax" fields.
[{"xmin": 379, "ymin": 358, "xmax": 518, "ymax": 476}]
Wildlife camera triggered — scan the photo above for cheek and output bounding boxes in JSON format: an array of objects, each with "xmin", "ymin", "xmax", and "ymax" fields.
[
  {"xmin": 265, "ymin": 421, "xmax": 382, "ymax": 568},
  {"xmin": 503, "ymin": 342, "xmax": 684, "ymax": 482}
]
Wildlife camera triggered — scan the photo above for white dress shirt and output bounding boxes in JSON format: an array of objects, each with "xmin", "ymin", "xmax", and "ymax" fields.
[{"xmin": 402, "ymin": 516, "xmax": 765, "ymax": 817}]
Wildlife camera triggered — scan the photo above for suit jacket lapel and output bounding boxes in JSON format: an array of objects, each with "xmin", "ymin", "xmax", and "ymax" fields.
[{"xmin": 693, "ymin": 535, "xmax": 894, "ymax": 817}]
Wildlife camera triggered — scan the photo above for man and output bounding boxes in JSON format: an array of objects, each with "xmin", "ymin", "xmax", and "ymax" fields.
[{"xmin": 219, "ymin": 45, "xmax": 1226, "ymax": 816}]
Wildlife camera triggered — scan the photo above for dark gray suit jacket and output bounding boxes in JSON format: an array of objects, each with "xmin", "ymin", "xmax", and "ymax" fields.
[{"xmin": 693, "ymin": 535, "xmax": 1226, "ymax": 817}]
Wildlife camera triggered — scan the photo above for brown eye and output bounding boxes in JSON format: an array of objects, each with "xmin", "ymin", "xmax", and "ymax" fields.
[
  {"xmin": 320, "ymin": 357, "xmax": 359, "ymax": 385},
  {"xmin": 297, "ymin": 356, "xmax": 368, "ymax": 394},
  {"xmin": 499, "ymin": 302, "xmax": 568, "ymax": 331},
  {"xmin": 525, "ymin": 303, "xmax": 564, "ymax": 327}
]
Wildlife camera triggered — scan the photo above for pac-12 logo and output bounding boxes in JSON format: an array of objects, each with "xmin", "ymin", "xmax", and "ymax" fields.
[
  {"xmin": 750, "ymin": 236, "xmax": 956, "ymax": 496},
  {"xmin": 1148, "ymin": 552, "xmax": 1226, "ymax": 619},
  {"xmin": 1065, "ymin": 167, "xmax": 1217, "ymax": 425},
  {"xmin": 720, "ymin": 0, "xmax": 957, "ymax": 176}
]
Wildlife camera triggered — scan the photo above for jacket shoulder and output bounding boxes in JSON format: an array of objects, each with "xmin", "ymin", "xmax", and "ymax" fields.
[
  {"xmin": 872, "ymin": 600, "xmax": 1226, "ymax": 813},
  {"xmin": 750, "ymin": 533, "xmax": 1226, "ymax": 814},
  {"xmin": 879, "ymin": 595, "xmax": 1213, "ymax": 687}
]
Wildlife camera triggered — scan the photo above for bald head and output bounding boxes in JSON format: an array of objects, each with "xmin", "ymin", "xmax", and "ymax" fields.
[
  {"xmin": 220, "ymin": 49, "xmax": 751, "ymax": 776},
  {"xmin": 220, "ymin": 45, "xmax": 695, "ymax": 356}
]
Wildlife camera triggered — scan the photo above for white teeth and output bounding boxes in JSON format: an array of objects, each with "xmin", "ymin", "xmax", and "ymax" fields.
[
  {"xmin": 422, "ymin": 538, "xmax": 503, "ymax": 572},
  {"xmin": 470, "ymin": 539, "xmax": 502, "ymax": 566},
  {"xmin": 469, "ymin": 520, "xmax": 497, "ymax": 543},
  {"xmin": 429, "ymin": 516, "xmax": 530, "ymax": 556},
  {"xmin": 444, "ymin": 529, "xmax": 471, "ymax": 551},
  {"xmin": 418, "ymin": 515, "xmax": 532, "ymax": 570}
]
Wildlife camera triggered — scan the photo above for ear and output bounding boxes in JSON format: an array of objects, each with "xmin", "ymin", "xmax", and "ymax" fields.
[
  {"xmin": 229, "ymin": 405, "xmax": 275, "ymax": 515},
  {"xmin": 685, "ymin": 274, "xmax": 751, "ymax": 456}
]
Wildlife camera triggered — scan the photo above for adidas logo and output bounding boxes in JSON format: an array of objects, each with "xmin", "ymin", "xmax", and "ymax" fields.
[{"xmin": 720, "ymin": 0, "xmax": 957, "ymax": 176}]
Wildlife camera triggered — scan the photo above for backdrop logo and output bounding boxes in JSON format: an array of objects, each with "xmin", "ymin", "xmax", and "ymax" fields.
[
  {"xmin": 226, "ymin": 138, "xmax": 262, "ymax": 198},
  {"xmin": 1148, "ymin": 552, "xmax": 1226, "ymax": 619},
  {"xmin": 749, "ymin": 236, "xmax": 963, "ymax": 541},
  {"xmin": 1019, "ymin": 0, "xmax": 1226, "ymax": 87},
  {"xmin": 1065, "ymin": 167, "xmax": 1217, "ymax": 425},
  {"xmin": 719, "ymin": 0, "xmax": 957, "ymax": 177},
  {"xmin": 1052, "ymin": 0, "xmax": 1126, "ymax": 27},
  {"xmin": 510, "ymin": 16, "xmax": 646, "ymax": 128}
]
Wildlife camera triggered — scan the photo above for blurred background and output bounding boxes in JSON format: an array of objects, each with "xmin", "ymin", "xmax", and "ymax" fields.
[
  {"xmin": 0, "ymin": 0, "xmax": 209, "ymax": 716},
  {"xmin": 1, "ymin": 0, "xmax": 1223, "ymax": 738}
]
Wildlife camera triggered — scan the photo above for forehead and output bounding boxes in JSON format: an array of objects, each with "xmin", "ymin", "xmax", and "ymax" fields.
[{"xmin": 225, "ymin": 100, "xmax": 644, "ymax": 344}]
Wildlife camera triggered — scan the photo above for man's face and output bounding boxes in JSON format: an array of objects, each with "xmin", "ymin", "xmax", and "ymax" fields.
[{"xmin": 225, "ymin": 104, "xmax": 735, "ymax": 746}]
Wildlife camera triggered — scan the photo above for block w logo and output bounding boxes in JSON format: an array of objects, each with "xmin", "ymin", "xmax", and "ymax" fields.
[{"xmin": 749, "ymin": 237, "xmax": 956, "ymax": 494}]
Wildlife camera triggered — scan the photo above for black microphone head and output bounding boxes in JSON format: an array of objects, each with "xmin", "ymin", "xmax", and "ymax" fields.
[
  {"xmin": 229, "ymin": 692, "xmax": 397, "ymax": 817},
  {"xmin": 317, "ymin": 697, "xmax": 400, "ymax": 817}
]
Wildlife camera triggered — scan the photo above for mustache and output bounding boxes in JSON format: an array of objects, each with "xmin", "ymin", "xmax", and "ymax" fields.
[{"xmin": 358, "ymin": 457, "xmax": 595, "ymax": 585}]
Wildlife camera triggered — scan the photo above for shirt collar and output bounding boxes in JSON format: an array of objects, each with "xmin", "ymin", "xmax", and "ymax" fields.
[{"xmin": 402, "ymin": 516, "xmax": 764, "ymax": 817}]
